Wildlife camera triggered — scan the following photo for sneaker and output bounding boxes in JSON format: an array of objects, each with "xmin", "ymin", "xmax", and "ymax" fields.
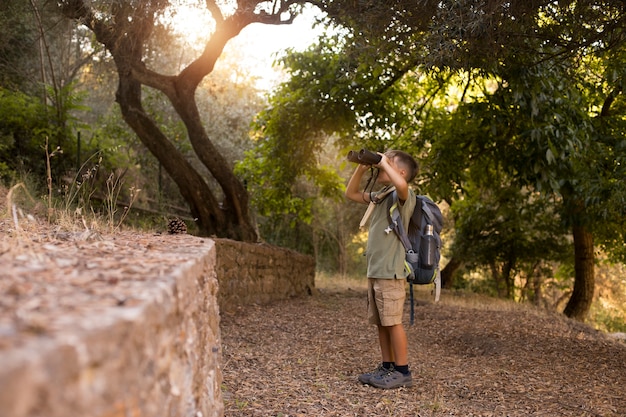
[
  {"xmin": 358, "ymin": 364, "xmax": 393, "ymax": 385},
  {"xmin": 369, "ymin": 369, "xmax": 413, "ymax": 389}
]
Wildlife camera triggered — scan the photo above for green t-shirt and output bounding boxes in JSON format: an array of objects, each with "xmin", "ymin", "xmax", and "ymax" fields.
[{"xmin": 366, "ymin": 188, "xmax": 416, "ymax": 279}]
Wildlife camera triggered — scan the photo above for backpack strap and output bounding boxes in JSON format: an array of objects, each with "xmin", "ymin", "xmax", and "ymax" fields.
[
  {"xmin": 409, "ymin": 281, "xmax": 415, "ymax": 326},
  {"xmin": 359, "ymin": 186, "xmax": 396, "ymax": 228},
  {"xmin": 388, "ymin": 192, "xmax": 412, "ymax": 252},
  {"xmin": 388, "ymin": 191, "xmax": 420, "ymax": 282},
  {"xmin": 421, "ymin": 198, "xmax": 434, "ymax": 223},
  {"xmin": 434, "ymin": 267, "xmax": 441, "ymax": 302}
]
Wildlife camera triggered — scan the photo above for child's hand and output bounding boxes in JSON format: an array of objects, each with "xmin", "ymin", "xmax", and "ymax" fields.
[{"xmin": 375, "ymin": 153, "xmax": 391, "ymax": 170}]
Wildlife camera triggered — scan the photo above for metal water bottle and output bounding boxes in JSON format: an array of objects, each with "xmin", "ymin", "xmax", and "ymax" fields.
[{"xmin": 421, "ymin": 224, "xmax": 436, "ymax": 268}]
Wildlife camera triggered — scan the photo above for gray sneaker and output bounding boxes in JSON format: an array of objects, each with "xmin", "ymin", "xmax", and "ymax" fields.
[
  {"xmin": 369, "ymin": 369, "xmax": 413, "ymax": 389},
  {"xmin": 358, "ymin": 364, "xmax": 393, "ymax": 385}
]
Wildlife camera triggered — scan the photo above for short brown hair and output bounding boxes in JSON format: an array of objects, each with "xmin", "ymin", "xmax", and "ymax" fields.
[{"xmin": 386, "ymin": 150, "xmax": 419, "ymax": 182}]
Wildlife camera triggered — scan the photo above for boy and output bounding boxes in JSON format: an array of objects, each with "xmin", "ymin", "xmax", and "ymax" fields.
[{"xmin": 345, "ymin": 150, "xmax": 418, "ymax": 389}]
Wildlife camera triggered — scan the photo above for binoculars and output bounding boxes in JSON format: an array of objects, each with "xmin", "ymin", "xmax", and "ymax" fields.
[{"xmin": 346, "ymin": 149, "xmax": 382, "ymax": 165}]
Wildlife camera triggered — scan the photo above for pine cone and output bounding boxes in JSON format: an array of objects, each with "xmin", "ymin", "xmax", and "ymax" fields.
[{"xmin": 167, "ymin": 217, "xmax": 187, "ymax": 235}]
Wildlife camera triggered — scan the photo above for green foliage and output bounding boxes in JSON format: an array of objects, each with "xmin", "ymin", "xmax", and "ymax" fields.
[
  {"xmin": 91, "ymin": 108, "xmax": 140, "ymax": 169},
  {"xmin": 0, "ymin": 88, "xmax": 49, "ymax": 180},
  {"xmin": 453, "ymin": 188, "xmax": 570, "ymax": 268},
  {"xmin": 238, "ymin": 39, "xmax": 455, "ymax": 222},
  {"xmin": 0, "ymin": 80, "xmax": 95, "ymax": 186},
  {"xmin": 256, "ymin": 212, "xmax": 315, "ymax": 254},
  {"xmin": 592, "ymin": 308, "xmax": 626, "ymax": 333},
  {"xmin": 247, "ymin": 2, "xmax": 626, "ymax": 309},
  {"xmin": 0, "ymin": 0, "xmax": 39, "ymax": 90},
  {"xmin": 425, "ymin": 56, "xmax": 626, "ymax": 272},
  {"xmin": 235, "ymin": 43, "xmax": 353, "ymax": 219},
  {"xmin": 452, "ymin": 183, "xmax": 571, "ymax": 298},
  {"xmin": 576, "ymin": 53, "xmax": 626, "ymax": 263},
  {"xmin": 89, "ymin": 100, "xmax": 181, "ymax": 214}
]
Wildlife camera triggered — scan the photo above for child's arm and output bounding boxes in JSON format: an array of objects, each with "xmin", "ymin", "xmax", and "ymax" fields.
[
  {"xmin": 345, "ymin": 164, "xmax": 371, "ymax": 204},
  {"xmin": 377, "ymin": 154, "xmax": 409, "ymax": 203}
]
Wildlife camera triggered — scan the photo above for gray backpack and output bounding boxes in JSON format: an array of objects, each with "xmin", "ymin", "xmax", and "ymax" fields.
[{"xmin": 387, "ymin": 191, "xmax": 443, "ymax": 324}]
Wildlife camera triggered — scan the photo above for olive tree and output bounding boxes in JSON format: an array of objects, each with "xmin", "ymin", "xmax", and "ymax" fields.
[{"xmin": 58, "ymin": 0, "xmax": 312, "ymax": 241}]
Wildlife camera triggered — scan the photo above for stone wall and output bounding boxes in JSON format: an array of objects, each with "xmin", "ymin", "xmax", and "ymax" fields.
[
  {"xmin": 0, "ymin": 234, "xmax": 315, "ymax": 417},
  {"xmin": 214, "ymin": 239, "xmax": 316, "ymax": 313},
  {"xmin": 0, "ymin": 235, "xmax": 221, "ymax": 417}
]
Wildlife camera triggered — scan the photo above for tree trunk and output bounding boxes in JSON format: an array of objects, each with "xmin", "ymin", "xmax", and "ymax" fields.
[
  {"xmin": 563, "ymin": 224, "xmax": 595, "ymax": 321},
  {"xmin": 441, "ymin": 256, "xmax": 463, "ymax": 289},
  {"xmin": 59, "ymin": 0, "xmax": 264, "ymax": 242},
  {"xmin": 530, "ymin": 262, "xmax": 547, "ymax": 308},
  {"xmin": 503, "ymin": 256, "xmax": 515, "ymax": 299},
  {"xmin": 168, "ymin": 77, "xmax": 257, "ymax": 241},
  {"xmin": 115, "ymin": 74, "xmax": 225, "ymax": 237},
  {"xmin": 490, "ymin": 262, "xmax": 507, "ymax": 298}
]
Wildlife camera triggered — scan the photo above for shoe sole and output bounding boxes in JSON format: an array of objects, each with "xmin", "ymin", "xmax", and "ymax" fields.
[{"xmin": 370, "ymin": 378, "xmax": 413, "ymax": 389}]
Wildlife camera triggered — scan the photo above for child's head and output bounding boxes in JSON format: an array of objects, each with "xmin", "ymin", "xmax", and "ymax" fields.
[{"xmin": 385, "ymin": 150, "xmax": 419, "ymax": 182}]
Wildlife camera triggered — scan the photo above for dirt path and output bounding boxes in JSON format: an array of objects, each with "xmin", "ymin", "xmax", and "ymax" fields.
[{"xmin": 220, "ymin": 287, "xmax": 626, "ymax": 417}]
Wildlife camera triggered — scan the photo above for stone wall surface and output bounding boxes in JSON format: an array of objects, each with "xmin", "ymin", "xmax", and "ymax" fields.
[
  {"xmin": 214, "ymin": 239, "xmax": 316, "ymax": 312},
  {"xmin": 0, "ymin": 233, "xmax": 315, "ymax": 417},
  {"xmin": 0, "ymin": 234, "xmax": 222, "ymax": 417}
]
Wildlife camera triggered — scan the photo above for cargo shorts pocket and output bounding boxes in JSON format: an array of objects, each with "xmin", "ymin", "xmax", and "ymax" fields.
[{"xmin": 373, "ymin": 279, "xmax": 406, "ymax": 326}]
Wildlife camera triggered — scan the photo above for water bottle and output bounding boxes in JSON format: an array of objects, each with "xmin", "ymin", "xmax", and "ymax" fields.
[{"xmin": 421, "ymin": 224, "xmax": 436, "ymax": 268}]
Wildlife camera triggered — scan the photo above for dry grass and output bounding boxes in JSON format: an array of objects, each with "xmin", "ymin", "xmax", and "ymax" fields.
[
  {"xmin": 315, "ymin": 272, "xmax": 530, "ymax": 312},
  {"xmin": 314, "ymin": 272, "xmax": 369, "ymax": 292}
]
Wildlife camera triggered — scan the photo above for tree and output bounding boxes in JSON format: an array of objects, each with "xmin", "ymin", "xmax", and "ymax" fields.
[
  {"xmin": 245, "ymin": 0, "xmax": 626, "ymax": 320},
  {"xmin": 0, "ymin": 0, "xmax": 39, "ymax": 91},
  {"xmin": 58, "ymin": 0, "xmax": 311, "ymax": 241},
  {"xmin": 0, "ymin": 0, "xmax": 100, "ymax": 181}
]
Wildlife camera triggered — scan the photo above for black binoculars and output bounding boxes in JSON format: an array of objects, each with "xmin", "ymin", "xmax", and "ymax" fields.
[{"xmin": 346, "ymin": 149, "xmax": 382, "ymax": 165}]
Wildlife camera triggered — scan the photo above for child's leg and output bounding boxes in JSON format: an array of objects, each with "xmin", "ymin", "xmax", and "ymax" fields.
[
  {"xmin": 362, "ymin": 279, "xmax": 413, "ymax": 388},
  {"xmin": 387, "ymin": 323, "xmax": 408, "ymax": 366},
  {"xmin": 377, "ymin": 324, "xmax": 407, "ymax": 365},
  {"xmin": 377, "ymin": 325, "xmax": 394, "ymax": 363},
  {"xmin": 369, "ymin": 278, "xmax": 408, "ymax": 365},
  {"xmin": 370, "ymin": 322, "xmax": 413, "ymax": 388}
]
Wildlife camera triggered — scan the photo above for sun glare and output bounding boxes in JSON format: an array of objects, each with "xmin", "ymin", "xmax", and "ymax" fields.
[
  {"xmin": 165, "ymin": 2, "xmax": 323, "ymax": 90},
  {"xmin": 167, "ymin": 4, "xmax": 214, "ymax": 48},
  {"xmin": 228, "ymin": 8, "xmax": 324, "ymax": 89}
]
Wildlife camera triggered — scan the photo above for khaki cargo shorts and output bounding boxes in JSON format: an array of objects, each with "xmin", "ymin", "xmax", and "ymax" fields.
[{"xmin": 367, "ymin": 278, "xmax": 406, "ymax": 326}]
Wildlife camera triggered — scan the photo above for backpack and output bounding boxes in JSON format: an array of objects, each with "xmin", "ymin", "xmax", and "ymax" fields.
[{"xmin": 387, "ymin": 191, "xmax": 443, "ymax": 324}]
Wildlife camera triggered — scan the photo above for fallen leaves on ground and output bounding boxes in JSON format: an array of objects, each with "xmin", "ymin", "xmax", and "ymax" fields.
[{"xmin": 221, "ymin": 288, "xmax": 626, "ymax": 417}]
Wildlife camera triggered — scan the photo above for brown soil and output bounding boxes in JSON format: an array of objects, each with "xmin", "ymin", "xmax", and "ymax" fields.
[{"xmin": 221, "ymin": 287, "xmax": 626, "ymax": 417}]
